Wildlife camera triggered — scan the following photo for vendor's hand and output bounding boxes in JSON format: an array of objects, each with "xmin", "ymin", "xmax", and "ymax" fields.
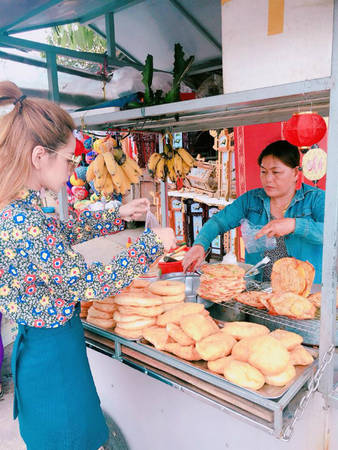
[
  {"xmin": 152, "ymin": 227, "xmax": 176, "ymax": 252},
  {"xmin": 182, "ymin": 245, "xmax": 205, "ymax": 273},
  {"xmin": 255, "ymin": 218, "xmax": 296, "ymax": 239},
  {"xmin": 119, "ymin": 198, "xmax": 150, "ymax": 222}
]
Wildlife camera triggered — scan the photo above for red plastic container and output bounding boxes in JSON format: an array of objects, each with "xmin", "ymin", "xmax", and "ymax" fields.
[
  {"xmin": 158, "ymin": 247, "xmax": 190, "ymax": 274},
  {"xmin": 158, "ymin": 260, "xmax": 184, "ymax": 274}
]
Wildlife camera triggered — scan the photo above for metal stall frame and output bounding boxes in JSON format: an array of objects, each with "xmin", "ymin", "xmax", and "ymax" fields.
[
  {"xmin": 1, "ymin": 0, "xmax": 337, "ymax": 441},
  {"xmin": 71, "ymin": 1, "xmax": 338, "ymax": 434}
]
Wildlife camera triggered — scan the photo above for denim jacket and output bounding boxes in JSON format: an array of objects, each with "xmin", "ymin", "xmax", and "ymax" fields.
[{"xmin": 194, "ymin": 183, "xmax": 325, "ymax": 283}]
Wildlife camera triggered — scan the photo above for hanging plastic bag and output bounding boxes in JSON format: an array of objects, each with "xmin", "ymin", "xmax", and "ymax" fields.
[
  {"xmin": 145, "ymin": 209, "xmax": 160, "ymax": 230},
  {"xmin": 240, "ymin": 219, "xmax": 276, "ymax": 254}
]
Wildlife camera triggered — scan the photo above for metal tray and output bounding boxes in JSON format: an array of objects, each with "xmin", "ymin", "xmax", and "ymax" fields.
[
  {"xmin": 160, "ymin": 272, "xmax": 201, "ymax": 303},
  {"xmin": 140, "ymin": 340, "xmax": 318, "ymax": 400},
  {"xmin": 82, "ymin": 320, "xmax": 141, "ymax": 342},
  {"xmin": 197, "ymin": 284, "xmax": 338, "ymax": 346}
]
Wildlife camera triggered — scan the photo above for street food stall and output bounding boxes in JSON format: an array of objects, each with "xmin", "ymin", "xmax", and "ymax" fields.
[
  {"xmin": 71, "ymin": 77, "xmax": 337, "ymax": 447},
  {"xmin": 1, "ymin": 1, "xmax": 338, "ymax": 449}
]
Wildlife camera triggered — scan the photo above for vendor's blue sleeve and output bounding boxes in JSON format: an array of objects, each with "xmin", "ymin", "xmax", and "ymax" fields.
[{"xmin": 193, "ymin": 194, "xmax": 248, "ymax": 251}]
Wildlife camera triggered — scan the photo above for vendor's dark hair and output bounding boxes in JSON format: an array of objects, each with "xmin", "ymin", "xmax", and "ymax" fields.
[{"xmin": 258, "ymin": 140, "xmax": 300, "ymax": 168}]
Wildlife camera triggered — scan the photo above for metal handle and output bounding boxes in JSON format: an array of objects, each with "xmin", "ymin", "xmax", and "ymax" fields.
[{"xmin": 244, "ymin": 256, "xmax": 271, "ymax": 278}]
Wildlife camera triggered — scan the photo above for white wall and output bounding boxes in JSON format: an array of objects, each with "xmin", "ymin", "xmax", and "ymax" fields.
[{"xmin": 222, "ymin": 0, "xmax": 333, "ymax": 93}]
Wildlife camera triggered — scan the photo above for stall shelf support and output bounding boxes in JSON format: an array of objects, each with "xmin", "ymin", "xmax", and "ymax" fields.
[{"xmin": 320, "ymin": 0, "xmax": 338, "ymax": 402}]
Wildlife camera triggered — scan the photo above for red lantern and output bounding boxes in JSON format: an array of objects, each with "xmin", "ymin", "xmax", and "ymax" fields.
[{"xmin": 284, "ymin": 112, "xmax": 327, "ymax": 148}]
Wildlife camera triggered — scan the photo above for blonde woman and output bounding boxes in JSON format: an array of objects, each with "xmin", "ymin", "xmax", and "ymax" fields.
[{"xmin": 0, "ymin": 81, "xmax": 176, "ymax": 450}]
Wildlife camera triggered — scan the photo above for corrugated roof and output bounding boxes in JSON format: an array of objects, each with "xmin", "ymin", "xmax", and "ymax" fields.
[{"xmin": 0, "ymin": 0, "xmax": 222, "ymax": 75}]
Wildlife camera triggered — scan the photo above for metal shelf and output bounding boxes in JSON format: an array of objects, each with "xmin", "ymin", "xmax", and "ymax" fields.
[
  {"xmin": 83, "ymin": 322, "xmax": 317, "ymax": 439},
  {"xmin": 71, "ymin": 77, "xmax": 331, "ymax": 132}
]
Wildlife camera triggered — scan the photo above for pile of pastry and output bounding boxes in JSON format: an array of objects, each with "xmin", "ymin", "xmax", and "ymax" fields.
[
  {"xmin": 143, "ymin": 313, "xmax": 314, "ymax": 391},
  {"xmin": 234, "ymin": 257, "xmax": 329, "ymax": 320},
  {"xmin": 197, "ymin": 264, "xmax": 246, "ymax": 303},
  {"xmin": 82, "ymin": 278, "xmax": 187, "ymax": 339},
  {"xmin": 83, "ymin": 297, "xmax": 117, "ymax": 329},
  {"xmin": 112, "ymin": 279, "xmax": 186, "ymax": 339}
]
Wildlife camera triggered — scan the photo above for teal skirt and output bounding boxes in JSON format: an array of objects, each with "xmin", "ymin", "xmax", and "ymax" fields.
[{"xmin": 12, "ymin": 305, "xmax": 109, "ymax": 450}]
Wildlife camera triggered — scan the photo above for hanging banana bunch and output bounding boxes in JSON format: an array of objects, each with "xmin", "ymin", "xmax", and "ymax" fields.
[
  {"xmin": 147, "ymin": 140, "xmax": 195, "ymax": 183},
  {"xmin": 87, "ymin": 136, "xmax": 143, "ymax": 197}
]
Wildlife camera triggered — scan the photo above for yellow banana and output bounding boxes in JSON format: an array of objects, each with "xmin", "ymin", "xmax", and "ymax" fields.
[
  {"xmin": 148, "ymin": 153, "xmax": 162, "ymax": 175},
  {"xmin": 93, "ymin": 164, "xmax": 109, "ymax": 191},
  {"xmin": 118, "ymin": 168, "xmax": 131, "ymax": 195},
  {"xmin": 177, "ymin": 147, "xmax": 195, "ymax": 167},
  {"xmin": 155, "ymin": 156, "xmax": 165, "ymax": 180},
  {"xmin": 111, "ymin": 164, "xmax": 125, "ymax": 191},
  {"xmin": 86, "ymin": 162, "xmax": 95, "ymax": 182},
  {"xmin": 182, "ymin": 161, "xmax": 192, "ymax": 176},
  {"xmin": 125, "ymin": 155, "xmax": 143, "ymax": 175},
  {"xmin": 93, "ymin": 138, "xmax": 105, "ymax": 153},
  {"xmin": 121, "ymin": 161, "xmax": 140, "ymax": 184},
  {"xmin": 102, "ymin": 174, "xmax": 114, "ymax": 196},
  {"xmin": 102, "ymin": 151, "xmax": 118, "ymax": 176},
  {"xmin": 94, "ymin": 154, "xmax": 105, "ymax": 178},
  {"xmin": 173, "ymin": 153, "xmax": 183, "ymax": 177},
  {"xmin": 166, "ymin": 158, "xmax": 176, "ymax": 183}
]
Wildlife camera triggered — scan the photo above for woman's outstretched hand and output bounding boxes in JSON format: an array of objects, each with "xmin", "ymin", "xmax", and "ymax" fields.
[
  {"xmin": 182, "ymin": 245, "xmax": 205, "ymax": 273},
  {"xmin": 119, "ymin": 198, "xmax": 150, "ymax": 222},
  {"xmin": 152, "ymin": 227, "xmax": 176, "ymax": 252},
  {"xmin": 255, "ymin": 218, "xmax": 296, "ymax": 239}
]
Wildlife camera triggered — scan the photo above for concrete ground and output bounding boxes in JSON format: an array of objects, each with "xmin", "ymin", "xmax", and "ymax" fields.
[{"xmin": 0, "ymin": 227, "xmax": 144, "ymax": 449}]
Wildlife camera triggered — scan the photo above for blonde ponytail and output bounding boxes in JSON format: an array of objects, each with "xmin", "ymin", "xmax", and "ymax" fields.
[{"xmin": 0, "ymin": 81, "xmax": 75, "ymax": 208}]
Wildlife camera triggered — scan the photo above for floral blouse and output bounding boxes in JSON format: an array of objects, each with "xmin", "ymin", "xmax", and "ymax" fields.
[{"xmin": 0, "ymin": 190, "xmax": 164, "ymax": 328}]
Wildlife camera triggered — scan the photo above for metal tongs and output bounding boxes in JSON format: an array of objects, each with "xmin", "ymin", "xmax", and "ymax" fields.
[
  {"xmin": 244, "ymin": 256, "xmax": 271, "ymax": 279},
  {"xmin": 185, "ymin": 248, "xmax": 212, "ymax": 277}
]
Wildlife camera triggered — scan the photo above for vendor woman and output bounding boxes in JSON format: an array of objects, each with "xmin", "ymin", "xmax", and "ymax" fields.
[
  {"xmin": 183, "ymin": 140, "xmax": 325, "ymax": 283},
  {"xmin": 0, "ymin": 81, "xmax": 176, "ymax": 450}
]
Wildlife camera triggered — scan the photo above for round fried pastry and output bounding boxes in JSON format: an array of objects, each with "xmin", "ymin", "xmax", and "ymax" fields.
[
  {"xmin": 207, "ymin": 356, "xmax": 234, "ymax": 374},
  {"xmin": 161, "ymin": 292, "xmax": 185, "ymax": 304},
  {"xmin": 271, "ymin": 257, "xmax": 306, "ymax": 295},
  {"xmin": 87, "ymin": 306, "xmax": 113, "ymax": 320},
  {"xmin": 116, "ymin": 317, "xmax": 156, "ymax": 330},
  {"xmin": 118, "ymin": 304, "xmax": 163, "ymax": 317},
  {"xmin": 149, "ymin": 280, "xmax": 185, "ymax": 296},
  {"xmin": 289, "ymin": 345, "xmax": 314, "ymax": 366},
  {"xmin": 221, "ymin": 321, "xmax": 270, "ymax": 340},
  {"xmin": 164, "ymin": 342, "xmax": 201, "ymax": 361},
  {"xmin": 113, "ymin": 311, "xmax": 147, "ymax": 323},
  {"xmin": 265, "ymin": 364, "xmax": 296, "ymax": 386},
  {"xmin": 179, "ymin": 314, "xmax": 219, "ymax": 341},
  {"xmin": 195, "ymin": 332, "xmax": 236, "ymax": 361},
  {"xmin": 223, "ymin": 360, "xmax": 265, "ymax": 391},
  {"xmin": 231, "ymin": 337, "xmax": 255, "ymax": 362},
  {"xmin": 269, "ymin": 329, "xmax": 303, "ymax": 350},
  {"xmin": 114, "ymin": 292, "xmax": 163, "ymax": 307},
  {"xmin": 93, "ymin": 301, "xmax": 117, "ymax": 313},
  {"xmin": 131, "ymin": 279, "xmax": 151, "ymax": 289},
  {"xmin": 248, "ymin": 335, "xmax": 290, "ymax": 376},
  {"xmin": 143, "ymin": 326, "xmax": 169, "ymax": 350},
  {"xmin": 200, "ymin": 263, "xmax": 245, "ymax": 278},
  {"xmin": 166, "ymin": 323, "xmax": 194, "ymax": 346},
  {"xmin": 300, "ymin": 260, "xmax": 315, "ymax": 297},
  {"xmin": 86, "ymin": 316, "xmax": 115, "ymax": 330},
  {"xmin": 114, "ymin": 326, "xmax": 143, "ymax": 339},
  {"xmin": 162, "ymin": 302, "xmax": 185, "ymax": 312},
  {"xmin": 269, "ymin": 292, "xmax": 317, "ymax": 319},
  {"xmin": 157, "ymin": 303, "xmax": 206, "ymax": 327}
]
